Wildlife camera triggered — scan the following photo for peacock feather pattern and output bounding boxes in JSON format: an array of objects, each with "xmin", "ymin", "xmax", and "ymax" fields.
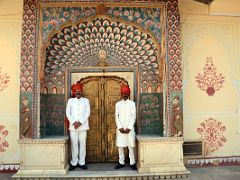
[
  {"xmin": 44, "ymin": 68, "xmax": 65, "ymax": 94},
  {"xmin": 45, "ymin": 17, "xmax": 160, "ymax": 92}
]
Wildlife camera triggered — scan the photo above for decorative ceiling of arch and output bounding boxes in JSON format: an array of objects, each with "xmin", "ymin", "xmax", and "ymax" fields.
[
  {"xmin": 45, "ymin": 16, "xmax": 159, "ymax": 73},
  {"xmin": 42, "ymin": 5, "xmax": 164, "ymax": 93},
  {"xmin": 44, "ymin": 16, "xmax": 162, "ymax": 92}
]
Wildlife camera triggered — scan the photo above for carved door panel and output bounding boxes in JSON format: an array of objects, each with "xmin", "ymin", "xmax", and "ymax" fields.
[
  {"xmin": 104, "ymin": 77, "xmax": 127, "ymax": 162},
  {"xmin": 81, "ymin": 76, "xmax": 128, "ymax": 162},
  {"xmin": 83, "ymin": 77, "xmax": 102, "ymax": 162}
]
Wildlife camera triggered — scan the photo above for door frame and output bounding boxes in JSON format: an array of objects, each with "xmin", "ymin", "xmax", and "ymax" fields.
[
  {"xmin": 79, "ymin": 76, "xmax": 129, "ymax": 162},
  {"xmin": 65, "ymin": 66, "xmax": 140, "ymax": 134}
]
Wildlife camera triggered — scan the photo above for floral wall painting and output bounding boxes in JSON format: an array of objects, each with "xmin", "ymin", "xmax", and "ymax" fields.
[
  {"xmin": 197, "ymin": 118, "xmax": 226, "ymax": 155},
  {"xmin": 0, "ymin": 125, "xmax": 9, "ymax": 152},
  {"xmin": 0, "ymin": 68, "xmax": 10, "ymax": 93},
  {"xmin": 195, "ymin": 57, "xmax": 225, "ymax": 96}
]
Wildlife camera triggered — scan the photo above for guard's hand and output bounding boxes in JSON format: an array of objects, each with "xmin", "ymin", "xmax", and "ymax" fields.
[
  {"xmin": 125, "ymin": 128, "xmax": 131, "ymax": 134},
  {"xmin": 73, "ymin": 122, "xmax": 81, "ymax": 129},
  {"xmin": 119, "ymin": 128, "xmax": 125, "ymax": 133}
]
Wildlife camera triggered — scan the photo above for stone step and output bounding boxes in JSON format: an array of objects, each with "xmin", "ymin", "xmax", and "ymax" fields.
[
  {"xmin": 13, "ymin": 170, "xmax": 190, "ymax": 180},
  {"xmin": 12, "ymin": 163, "xmax": 190, "ymax": 180}
]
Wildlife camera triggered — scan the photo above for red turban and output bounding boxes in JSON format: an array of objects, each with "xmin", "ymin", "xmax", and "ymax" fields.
[
  {"xmin": 71, "ymin": 83, "xmax": 83, "ymax": 97},
  {"xmin": 75, "ymin": 83, "xmax": 83, "ymax": 92},
  {"xmin": 121, "ymin": 85, "xmax": 131, "ymax": 95}
]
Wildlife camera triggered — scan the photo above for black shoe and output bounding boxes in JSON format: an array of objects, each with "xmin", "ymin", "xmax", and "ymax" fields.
[
  {"xmin": 79, "ymin": 164, "xmax": 88, "ymax": 170},
  {"xmin": 114, "ymin": 163, "xmax": 125, "ymax": 169},
  {"xmin": 69, "ymin": 164, "xmax": 77, "ymax": 171},
  {"xmin": 130, "ymin": 164, "xmax": 137, "ymax": 170}
]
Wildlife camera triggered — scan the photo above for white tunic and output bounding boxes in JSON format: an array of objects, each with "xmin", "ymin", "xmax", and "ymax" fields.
[
  {"xmin": 115, "ymin": 99, "xmax": 136, "ymax": 147},
  {"xmin": 66, "ymin": 97, "xmax": 90, "ymax": 131}
]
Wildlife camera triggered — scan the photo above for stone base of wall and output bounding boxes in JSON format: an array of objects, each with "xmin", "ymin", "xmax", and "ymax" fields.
[
  {"xmin": 185, "ymin": 156, "xmax": 240, "ymax": 167},
  {"xmin": 13, "ymin": 137, "xmax": 69, "ymax": 177},
  {"xmin": 136, "ymin": 135, "xmax": 190, "ymax": 175},
  {"xmin": 0, "ymin": 164, "xmax": 19, "ymax": 173}
]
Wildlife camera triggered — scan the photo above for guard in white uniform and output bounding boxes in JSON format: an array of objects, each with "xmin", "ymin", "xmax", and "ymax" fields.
[
  {"xmin": 114, "ymin": 85, "xmax": 137, "ymax": 170},
  {"xmin": 66, "ymin": 83, "xmax": 90, "ymax": 171}
]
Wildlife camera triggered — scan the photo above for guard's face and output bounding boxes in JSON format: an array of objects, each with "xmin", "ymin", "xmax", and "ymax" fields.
[
  {"xmin": 75, "ymin": 91, "xmax": 82, "ymax": 98},
  {"xmin": 122, "ymin": 93, "xmax": 129, "ymax": 100}
]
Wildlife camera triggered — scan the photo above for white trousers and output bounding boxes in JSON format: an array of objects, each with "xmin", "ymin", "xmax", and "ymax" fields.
[
  {"xmin": 70, "ymin": 130, "xmax": 87, "ymax": 166},
  {"xmin": 118, "ymin": 147, "xmax": 135, "ymax": 165}
]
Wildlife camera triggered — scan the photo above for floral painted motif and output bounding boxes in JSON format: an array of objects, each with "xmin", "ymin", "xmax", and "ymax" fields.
[
  {"xmin": 195, "ymin": 57, "xmax": 225, "ymax": 96},
  {"xmin": 197, "ymin": 118, "xmax": 226, "ymax": 154},
  {"xmin": 0, "ymin": 68, "xmax": 10, "ymax": 92},
  {"xmin": 42, "ymin": 7, "xmax": 96, "ymax": 43},
  {"xmin": 139, "ymin": 93, "xmax": 163, "ymax": 135},
  {"xmin": 108, "ymin": 7, "xmax": 162, "ymax": 43},
  {"xmin": 0, "ymin": 125, "xmax": 9, "ymax": 152}
]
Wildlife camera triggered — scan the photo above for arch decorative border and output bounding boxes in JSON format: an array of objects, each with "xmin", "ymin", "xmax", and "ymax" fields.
[{"xmin": 20, "ymin": 0, "xmax": 182, "ymax": 138}]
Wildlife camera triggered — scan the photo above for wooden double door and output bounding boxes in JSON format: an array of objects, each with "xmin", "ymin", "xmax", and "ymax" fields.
[{"xmin": 80, "ymin": 76, "xmax": 128, "ymax": 162}]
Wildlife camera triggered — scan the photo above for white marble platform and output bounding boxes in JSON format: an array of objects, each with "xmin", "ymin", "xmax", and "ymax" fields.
[
  {"xmin": 14, "ymin": 136, "xmax": 69, "ymax": 176},
  {"xmin": 137, "ymin": 135, "xmax": 190, "ymax": 175},
  {"xmin": 13, "ymin": 136, "xmax": 190, "ymax": 179}
]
